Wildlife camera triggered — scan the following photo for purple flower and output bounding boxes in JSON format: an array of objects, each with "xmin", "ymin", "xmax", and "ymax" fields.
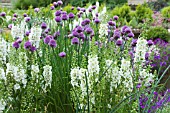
[
  {"xmin": 57, "ymin": 0, "xmax": 63, "ymax": 6},
  {"xmin": 25, "ymin": 31, "xmax": 30, "ymax": 36},
  {"xmin": 85, "ymin": 27, "xmax": 93, "ymax": 34},
  {"xmin": 55, "ymin": 10, "xmax": 62, "ymax": 16},
  {"xmin": 34, "ymin": 8, "xmax": 40, "ymax": 12},
  {"xmin": 44, "ymin": 29, "xmax": 49, "ymax": 34},
  {"xmin": 16, "ymin": 38, "xmax": 22, "ymax": 43},
  {"xmin": 59, "ymin": 52, "xmax": 66, "ymax": 57},
  {"xmin": 71, "ymin": 7, "xmax": 74, "ymax": 10},
  {"xmin": 88, "ymin": 8, "xmax": 92, "ymax": 12},
  {"xmin": 125, "ymin": 27, "xmax": 132, "ymax": 34},
  {"xmin": 49, "ymin": 39, "xmax": 57, "ymax": 48},
  {"xmin": 136, "ymin": 83, "xmax": 141, "ymax": 88},
  {"xmin": 13, "ymin": 13, "xmax": 18, "ymax": 18},
  {"xmin": 108, "ymin": 21, "xmax": 116, "ymax": 26},
  {"xmin": 51, "ymin": 6, "xmax": 55, "ymax": 10},
  {"xmin": 113, "ymin": 15, "xmax": 119, "ymax": 20},
  {"xmin": 128, "ymin": 32, "xmax": 134, "ymax": 38},
  {"xmin": 44, "ymin": 36, "xmax": 51, "ymax": 44},
  {"xmin": 81, "ymin": 8, "xmax": 86, "ymax": 12},
  {"xmin": 0, "ymin": 12, "xmax": 6, "ymax": 17},
  {"xmin": 147, "ymin": 40, "xmax": 153, "ymax": 46},
  {"xmin": 94, "ymin": 18, "xmax": 100, "ymax": 24},
  {"xmin": 72, "ymin": 31, "xmax": 79, "ymax": 37},
  {"xmin": 84, "ymin": 18, "xmax": 91, "ymax": 24},
  {"xmin": 145, "ymin": 52, "xmax": 150, "ymax": 60},
  {"xmin": 12, "ymin": 42, "xmax": 20, "ymax": 49},
  {"xmin": 55, "ymin": 16, "xmax": 62, "ymax": 22},
  {"xmin": 116, "ymin": 39, "xmax": 123, "ymax": 46},
  {"xmin": 154, "ymin": 55, "xmax": 161, "ymax": 60},
  {"xmin": 30, "ymin": 46, "xmax": 37, "ymax": 52},
  {"xmin": 121, "ymin": 26, "xmax": 128, "ymax": 34},
  {"xmin": 160, "ymin": 62, "xmax": 167, "ymax": 67},
  {"xmin": 23, "ymin": 13, "xmax": 28, "ymax": 17},
  {"xmin": 68, "ymin": 13, "xmax": 75, "ymax": 19},
  {"xmin": 113, "ymin": 29, "xmax": 121, "ymax": 39},
  {"xmin": 61, "ymin": 14, "xmax": 68, "ymax": 20},
  {"xmin": 77, "ymin": 7, "xmax": 81, "ymax": 11},
  {"xmin": 79, "ymin": 32, "xmax": 85, "ymax": 40},
  {"xmin": 131, "ymin": 39, "xmax": 137, "ymax": 47},
  {"xmin": 53, "ymin": 2, "xmax": 57, "ymax": 7},
  {"xmin": 92, "ymin": 5, "xmax": 96, "ymax": 9},
  {"xmin": 72, "ymin": 37, "xmax": 79, "ymax": 44},
  {"xmin": 8, "ymin": 24, "xmax": 12, "ymax": 29},
  {"xmin": 25, "ymin": 17, "xmax": 31, "ymax": 22},
  {"xmin": 12, "ymin": 17, "xmax": 17, "ymax": 21},
  {"xmin": 41, "ymin": 22, "xmax": 47, "ymax": 29},
  {"xmin": 53, "ymin": 31, "xmax": 60, "ymax": 39},
  {"xmin": 129, "ymin": 51, "xmax": 134, "ymax": 58},
  {"xmin": 24, "ymin": 41, "xmax": 32, "ymax": 49},
  {"xmin": 76, "ymin": 26, "xmax": 83, "ymax": 33}
]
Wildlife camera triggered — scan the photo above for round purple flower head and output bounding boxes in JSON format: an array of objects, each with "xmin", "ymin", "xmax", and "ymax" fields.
[
  {"xmin": 30, "ymin": 46, "xmax": 37, "ymax": 52},
  {"xmin": 72, "ymin": 37, "xmax": 79, "ymax": 45},
  {"xmin": 76, "ymin": 26, "xmax": 83, "ymax": 33},
  {"xmin": 125, "ymin": 27, "xmax": 132, "ymax": 34},
  {"xmin": 12, "ymin": 17, "xmax": 17, "ymax": 21},
  {"xmin": 116, "ymin": 39, "xmax": 123, "ymax": 46},
  {"xmin": 108, "ymin": 20, "xmax": 116, "ymax": 26},
  {"xmin": 131, "ymin": 39, "xmax": 137, "ymax": 47},
  {"xmin": 13, "ymin": 13, "xmax": 18, "ymax": 18},
  {"xmin": 55, "ymin": 10, "xmax": 62, "ymax": 16},
  {"xmin": 44, "ymin": 36, "xmax": 51, "ymax": 44},
  {"xmin": 23, "ymin": 13, "xmax": 28, "ymax": 17},
  {"xmin": 113, "ymin": 15, "xmax": 119, "ymax": 21},
  {"xmin": 77, "ymin": 7, "xmax": 81, "ymax": 11},
  {"xmin": 57, "ymin": 0, "xmax": 63, "ymax": 6},
  {"xmin": 0, "ymin": 12, "xmax": 6, "ymax": 17},
  {"xmin": 16, "ymin": 38, "xmax": 22, "ymax": 43},
  {"xmin": 13, "ymin": 42, "xmax": 20, "ymax": 49},
  {"xmin": 72, "ymin": 31, "xmax": 79, "ymax": 37},
  {"xmin": 53, "ymin": 2, "xmax": 57, "ymax": 7},
  {"xmin": 81, "ymin": 8, "xmax": 86, "ymax": 12},
  {"xmin": 55, "ymin": 16, "xmax": 62, "ymax": 22},
  {"xmin": 121, "ymin": 26, "xmax": 128, "ymax": 34},
  {"xmin": 41, "ymin": 22, "xmax": 47, "ymax": 29},
  {"xmin": 68, "ymin": 12, "xmax": 75, "ymax": 19},
  {"xmin": 85, "ymin": 27, "xmax": 93, "ymax": 34},
  {"xmin": 94, "ymin": 18, "xmax": 100, "ymax": 24},
  {"xmin": 113, "ymin": 29, "xmax": 121, "ymax": 39},
  {"xmin": 84, "ymin": 18, "xmax": 91, "ymax": 24},
  {"xmin": 147, "ymin": 40, "xmax": 153, "ymax": 46},
  {"xmin": 34, "ymin": 8, "xmax": 40, "ymax": 12},
  {"xmin": 25, "ymin": 31, "xmax": 30, "ymax": 36},
  {"xmin": 8, "ymin": 24, "xmax": 12, "ymax": 29},
  {"xmin": 25, "ymin": 17, "xmax": 31, "ymax": 22},
  {"xmin": 49, "ymin": 39, "xmax": 57, "ymax": 48},
  {"xmin": 128, "ymin": 32, "xmax": 134, "ymax": 38},
  {"xmin": 59, "ymin": 52, "xmax": 66, "ymax": 58},
  {"xmin": 51, "ymin": 6, "xmax": 55, "ymax": 10},
  {"xmin": 24, "ymin": 41, "xmax": 32, "ymax": 49},
  {"xmin": 89, "ymin": 8, "xmax": 92, "ymax": 12},
  {"xmin": 92, "ymin": 5, "xmax": 96, "ymax": 9},
  {"xmin": 53, "ymin": 31, "xmax": 60, "ymax": 39},
  {"xmin": 61, "ymin": 14, "xmax": 68, "ymax": 20}
]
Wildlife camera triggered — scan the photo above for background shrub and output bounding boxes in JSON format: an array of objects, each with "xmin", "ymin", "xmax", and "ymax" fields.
[
  {"xmin": 141, "ymin": 26, "xmax": 170, "ymax": 42},
  {"xmin": 161, "ymin": 6, "xmax": 170, "ymax": 18},
  {"xmin": 147, "ymin": 0, "xmax": 169, "ymax": 11}
]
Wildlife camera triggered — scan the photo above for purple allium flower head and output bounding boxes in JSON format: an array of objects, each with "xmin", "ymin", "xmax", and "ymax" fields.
[
  {"xmin": 25, "ymin": 17, "xmax": 31, "ymax": 22},
  {"xmin": 30, "ymin": 46, "xmax": 37, "ymax": 52},
  {"xmin": 79, "ymin": 32, "xmax": 85, "ymax": 40},
  {"xmin": 76, "ymin": 26, "xmax": 83, "ymax": 33},
  {"xmin": 147, "ymin": 40, "xmax": 153, "ymax": 46},
  {"xmin": 113, "ymin": 29, "xmax": 121, "ymax": 39},
  {"xmin": 71, "ymin": 37, "xmax": 79, "ymax": 44},
  {"xmin": 59, "ymin": 52, "xmax": 66, "ymax": 57},
  {"xmin": 25, "ymin": 31, "xmax": 30, "ymax": 36},
  {"xmin": 23, "ymin": 13, "xmax": 28, "ymax": 17},
  {"xmin": 131, "ymin": 39, "xmax": 137, "ymax": 47},
  {"xmin": 53, "ymin": 2, "xmax": 57, "ymax": 7},
  {"xmin": 72, "ymin": 31, "xmax": 79, "ymax": 37},
  {"xmin": 125, "ymin": 27, "xmax": 132, "ymax": 34},
  {"xmin": 68, "ymin": 12, "xmax": 75, "ymax": 19},
  {"xmin": 84, "ymin": 18, "xmax": 91, "ymax": 24},
  {"xmin": 53, "ymin": 31, "xmax": 60, "ymax": 39},
  {"xmin": 71, "ymin": 7, "xmax": 74, "ymax": 10},
  {"xmin": 77, "ymin": 7, "xmax": 81, "ymax": 11},
  {"xmin": 62, "ymin": 11, "xmax": 67, "ymax": 14},
  {"xmin": 8, "ymin": 24, "xmax": 12, "ymax": 29},
  {"xmin": 113, "ymin": 15, "xmax": 119, "ymax": 20},
  {"xmin": 24, "ymin": 41, "xmax": 32, "ymax": 49},
  {"xmin": 145, "ymin": 52, "xmax": 150, "ymax": 60},
  {"xmin": 16, "ymin": 38, "xmax": 22, "ymax": 43},
  {"xmin": 81, "ymin": 8, "xmax": 86, "ymax": 12},
  {"xmin": 85, "ymin": 27, "xmax": 93, "ymax": 34},
  {"xmin": 34, "ymin": 8, "xmax": 40, "ymax": 12},
  {"xmin": 0, "ymin": 12, "xmax": 6, "ymax": 17},
  {"xmin": 116, "ymin": 39, "xmax": 123, "ymax": 46},
  {"xmin": 136, "ymin": 83, "xmax": 141, "ymax": 88},
  {"xmin": 128, "ymin": 32, "xmax": 134, "ymax": 38},
  {"xmin": 61, "ymin": 14, "xmax": 68, "ymax": 20},
  {"xmin": 13, "ymin": 41, "xmax": 20, "ymax": 49},
  {"xmin": 160, "ymin": 62, "xmax": 167, "ymax": 67},
  {"xmin": 88, "ymin": 8, "xmax": 92, "ymax": 12},
  {"xmin": 41, "ymin": 22, "xmax": 47, "ymax": 29},
  {"xmin": 49, "ymin": 39, "xmax": 57, "ymax": 48},
  {"xmin": 57, "ymin": 0, "xmax": 63, "ymax": 6},
  {"xmin": 94, "ymin": 18, "xmax": 100, "ymax": 24},
  {"xmin": 44, "ymin": 36, "xmax": 51, "ymax": 44},
  {"xmin": 51, "ymin": 6, "xmax": 55, "ymax": 10},
  {"xmin": 96, "ymin": 13, "xmax": 98, "ymax": 17},
  {"xmin": 44, "ymin": 29, "xmax": 49, "ymax": 34},
  {"xmin": 13, "ymin": 13, "xmax": 18, "ymax": 18},
  {"xmin": 121, "ymin": 25, "xmax": 128, "ymax": 34},
  {"xmin": 154, "ymin": 55, "xmax": 161, "ymax": 60},
  {"xmin": 55, "ymin": 10, "xmax": 62, "ymax": 16},
  {"xmin": 92, "ymin": 5, "xmax": 96, "ymax": 9},
  {"xmin": 12, "ymin": 17, "xmax": 17, "ymax": 21},
  {"xmin": 55, "ymin": 16, "xmax": 62, "ymax": 22},
  {"xmin": 108, "ymin": 21, "xmax": 116, "ymax": 26},
  {"xmin": 129, "ymin": 51, "xmax": 134, "ymax": 58}
]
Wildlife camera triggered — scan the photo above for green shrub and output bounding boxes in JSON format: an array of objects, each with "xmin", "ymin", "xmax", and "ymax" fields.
[
  {"xmin": 62, "ymin": 4, "xmax": 77, "ymax": 14},
  {"xmin": 147, "ymin": 0, "xmax": 169, "ymax": 11},
  {"xmin": 135, "ymin": 4, "xmax": 153, "ymax": 23},
  {"xmin": 161, "ymin": 6, "xmax": 170, "ymax": 18},
  {"xmin": 141, "ymin": 26, "xmax": 170, "ymax": 42}
]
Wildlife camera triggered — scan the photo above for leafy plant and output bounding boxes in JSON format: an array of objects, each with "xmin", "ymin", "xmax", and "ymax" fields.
[{"xmin": 161, "ymin": 6, "xmax": 170, "ymax": 18}]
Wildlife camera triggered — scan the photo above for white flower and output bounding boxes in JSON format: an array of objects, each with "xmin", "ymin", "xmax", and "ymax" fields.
[
  {"xmin": 14, "ymin": 84, "xmax": 20, "ymax": 90},
  {"xmin": 99, "ymin": 24, "xmax": 108, "ymax": 38},
  {"xmin": 0, "ymin": 99, "xmax": 6, "ymax": 112},
  {"xmin": 88, "ymin": 55, "xmax": 100, "ymax": 75},
  {"xmin": 43, "ymin": 65, "xmax": 52, "ymax": 92},
  {"xmin": 0, "ymin": 68, "xmax": 6, "ymax": 81}
]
